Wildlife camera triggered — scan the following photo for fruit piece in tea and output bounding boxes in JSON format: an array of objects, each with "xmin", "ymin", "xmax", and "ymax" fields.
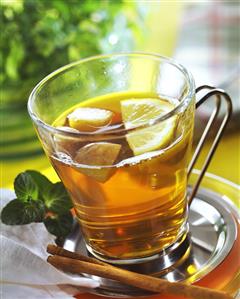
[
  {"xmin": 121, "ymin": 98, "xmax": 177, "ymax": 155},
  {"xmin": 67, "ymin": 107, "xmax": 113, "ymax": 132},
  {"xmin": 121, "ymin": 98, "xmax": 174, "ymax": 129},
  {"xmin": 54, "ymin": 126, "xmax": 81, "ymax": 156},
  {"xmin": 74, "ymin": 142, "xmax": 121, "ymax": 183}
]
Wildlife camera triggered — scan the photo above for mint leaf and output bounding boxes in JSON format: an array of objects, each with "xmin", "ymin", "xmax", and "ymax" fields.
[
  {"xmin": 26, "ymin": 170, "xmax": 52, "ymax": 193},
  {"xmin": 1, "ymin": 199, "xmax": 45, "ymax": 225},
  {"xmin": 43, "ymin": 182, "xmax": 73, "ymax": 214},
  {"xmin": 44, "ymin": 212, "xmax": 73, "ymax": 237},
  {"xmin": 14, "ymin": 172, "xmax": 39, "ymax": 202}
]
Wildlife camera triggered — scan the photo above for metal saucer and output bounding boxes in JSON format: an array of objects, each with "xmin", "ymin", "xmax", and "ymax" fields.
[{"xmin": 63, "ymin": 186, "xmax": 239, "ymax": 297}]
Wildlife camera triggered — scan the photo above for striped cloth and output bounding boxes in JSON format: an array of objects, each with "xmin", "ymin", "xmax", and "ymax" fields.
[{"xmin": 174, "ymin": 1, "xmax": 240, "ymax": 132}]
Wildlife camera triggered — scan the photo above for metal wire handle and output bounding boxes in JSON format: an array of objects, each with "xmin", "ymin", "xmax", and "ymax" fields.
[{"xmin": 188, "ymin": 85, "xmax": 233, "ymax": 205}]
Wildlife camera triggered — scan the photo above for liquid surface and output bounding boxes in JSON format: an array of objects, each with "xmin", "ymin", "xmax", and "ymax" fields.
[{"xmin": 50, "ymin": 92, "xmax": 193, "ymax": 260}]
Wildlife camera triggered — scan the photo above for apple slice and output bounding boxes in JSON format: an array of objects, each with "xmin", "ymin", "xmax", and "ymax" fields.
[
  {"xmin": 67, "ymin": 107, "xmax": 113, "ymax": 132},
  {"xmin": 74, "ymin": 142, "xmax": 121, "ymax": 183},
  {"xmin": 54, "ymin": 126, "xmax": 80, "ymax": 156}
]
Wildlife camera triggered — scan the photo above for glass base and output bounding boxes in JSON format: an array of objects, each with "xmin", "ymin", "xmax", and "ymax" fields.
[{"xmin": 85, "ymin": 226, "xmax": 190, "ymax": 273}]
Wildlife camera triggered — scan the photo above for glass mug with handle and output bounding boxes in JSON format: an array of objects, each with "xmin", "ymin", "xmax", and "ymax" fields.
[{"xmin": 28, "ymin": 53, "xmax": 231, "ymax": 264}]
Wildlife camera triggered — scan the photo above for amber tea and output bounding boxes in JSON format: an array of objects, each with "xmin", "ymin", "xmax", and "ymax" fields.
[{"xmin": 50, "ymin": 92, "xmax": 193, "ymax": 260}]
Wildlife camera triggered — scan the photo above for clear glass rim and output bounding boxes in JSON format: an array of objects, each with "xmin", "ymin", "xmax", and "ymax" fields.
[{"xmin": 27, "ymin": 52, "xmax": 195, "ymax": 137}]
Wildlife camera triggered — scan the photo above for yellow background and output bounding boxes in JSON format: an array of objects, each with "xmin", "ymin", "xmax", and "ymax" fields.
[{"xmin": 1, "ymin": 2, "xmax": 239, "ymax": 188}]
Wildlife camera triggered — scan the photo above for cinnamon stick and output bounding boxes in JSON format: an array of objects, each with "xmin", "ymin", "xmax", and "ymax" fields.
[
  {"xmin": 47, "ymin": 247, "xmax": 232, "ymax": 299},
  {"xmin": 47, "ymin": 244, "xmax": 106, "ymax": 265}
]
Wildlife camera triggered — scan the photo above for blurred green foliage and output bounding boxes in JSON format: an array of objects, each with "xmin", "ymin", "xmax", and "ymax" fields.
[{"xmin": 0, "ymin": 0, "xmax": 145, "ymax": 105}]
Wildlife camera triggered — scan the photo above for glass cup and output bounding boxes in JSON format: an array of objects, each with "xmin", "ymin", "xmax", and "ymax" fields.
[{"xmin": 28, "ymin": 53, "xmax": 196, "ymax": 263}]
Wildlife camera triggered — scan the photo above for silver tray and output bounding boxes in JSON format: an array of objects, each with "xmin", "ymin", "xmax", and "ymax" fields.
[{"xmin": 63, "ymin": 183, "xmax": 239, "ymax": 297}]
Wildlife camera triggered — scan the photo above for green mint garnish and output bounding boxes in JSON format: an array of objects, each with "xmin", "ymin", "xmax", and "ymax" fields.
[
  {"xmin": 44, "ymin": 211, "xmax": 73, "ymax": 238},
  {"xmin": 25, "ymin": 170, "xmax": 52, "ymax": 194},
  {"xmin": 1, "ymin": 199, "xmax": 45, "ymax": 225},
  {"xmin": 43, "ymin": 182, "xmax": 73, "ymax": 214},
  {"xmin": 1, "ymin": 170, "xmax": 74, "ymax": 238},
  {"xmin": 14, "ymin": 172, "xmax": 39, "ymax": 202}
]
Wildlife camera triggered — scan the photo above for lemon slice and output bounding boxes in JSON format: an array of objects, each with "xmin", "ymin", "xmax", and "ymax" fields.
[
  {"xmin": 74, "ymin": 142, "xmax": 121, "ymax": 182},
  {"xmin": 67, "ymin": 107, "xmax": 113, "ymax": 132},
  {"xmin": 121, "ymin": 98, "xmax": 174, "ymax": 129},
  {"xmin": 121, "ymin": 98, "xmax": 176, "ymax": 155}
]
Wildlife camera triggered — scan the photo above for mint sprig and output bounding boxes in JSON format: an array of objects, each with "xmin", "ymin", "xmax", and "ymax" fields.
[{"xmin": 1, "ymin": 170, "xmax": 74, "ymax": 238}]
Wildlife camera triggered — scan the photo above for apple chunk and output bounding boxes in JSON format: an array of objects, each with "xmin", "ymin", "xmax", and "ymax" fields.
[
  {"xmin": 74, "ymin": 142, "xmax": 121, "ymax": 183},
  {"xmin": 67, "ymin": 107, "xmax": 113, "ymax": 132},
  {"xmin": 54, "ymin": 126, "xmax": 80, "ymax": 156}
]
